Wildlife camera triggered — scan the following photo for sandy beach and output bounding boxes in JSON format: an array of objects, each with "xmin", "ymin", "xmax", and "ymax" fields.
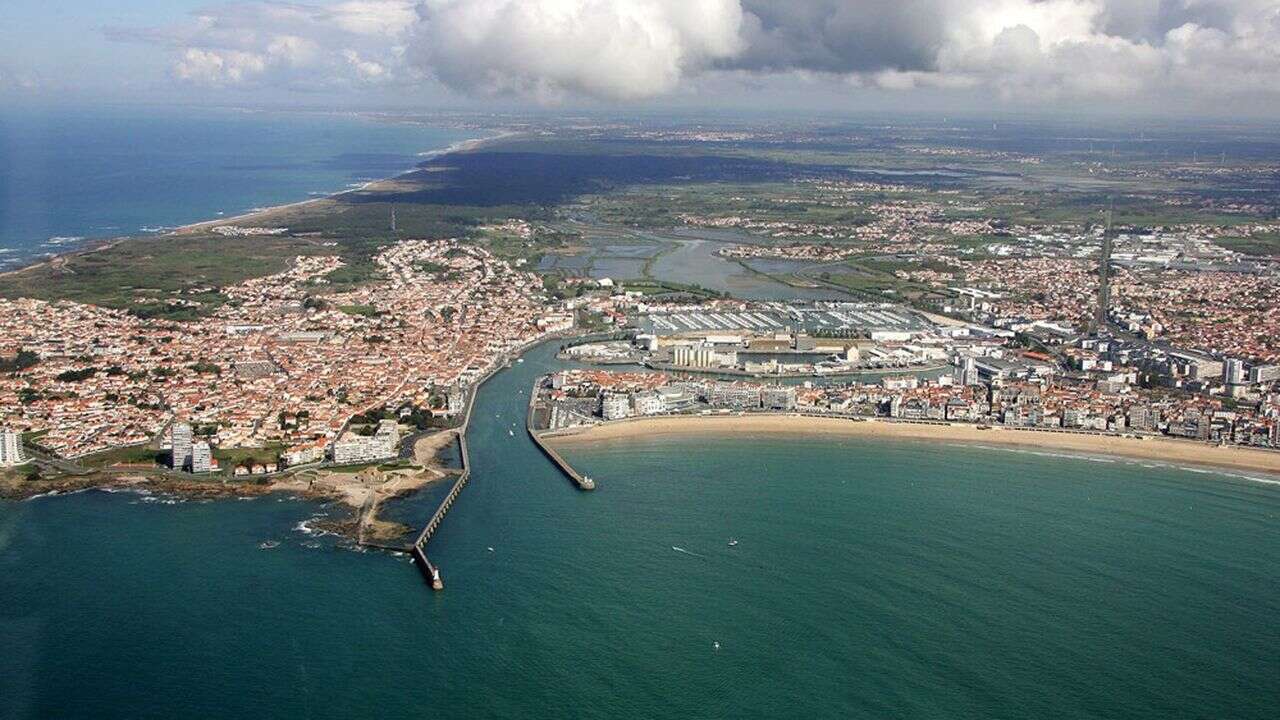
[
  {"xmin": 545, "ymin": 414, "xmax": 1280, "ymax": 478},
  {"xmin": 2, "ymin": 130, "xmax": 518, "ymax": 280},
  {"xmin": 173, "ymin": 132, "xmax": 516, "ymax": 235}
]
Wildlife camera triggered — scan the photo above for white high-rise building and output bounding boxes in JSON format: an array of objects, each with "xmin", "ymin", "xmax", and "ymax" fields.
[
  {"xmin": 1224, "ymin": 359, "xmax": 1246, "ymax": 385},
  {"xmin": 0, "ymin": 428, "xmax": 27, "ymax": 467},
  {"xmin": 632, "ymin": 392, "xmax": 665, "ymax": 416},
  {"xmin": 1249, "ymin": 365, "xmax": 1280, "ymax": 384},
  {"xmin": 960, "ymin": 357, "xmax": 980, "ymax": 386},
  {"xmin": 170, "ymin": 422, "xmax": 193, "ymax": 470},
  {"xmin": 191, "ymin": 441, "xmax": 213, "ymax": 473},
  {"xmin": 331, "ymin": 420, "xmax": 400, "ymax": 465}
]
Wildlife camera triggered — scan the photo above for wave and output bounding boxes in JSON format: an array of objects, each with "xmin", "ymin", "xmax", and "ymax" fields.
[
  {"xmin": 416, "ymin": 133, "xmax": 512, "ymax": 160},
  {"xmin": 100, "ymin": 487, "xmax": 152, "ymax": 497},
  {"xmin": 293, "ymin": 514, "xmax": 336, "ymax": 538},
  {"xmin": 672, "ymin": 546, "xmax": 706, "ymax": 559},
  {"xmin": 140, "ymin": 495, "xmax": 185, "ymax": 505},
  {"xmin": 953, "ymin": 442, "xmax": 1280, "ymax": 487},
  {"xmin": 25, "ymin": 489, "xmax": 65, "ymax": 500}
]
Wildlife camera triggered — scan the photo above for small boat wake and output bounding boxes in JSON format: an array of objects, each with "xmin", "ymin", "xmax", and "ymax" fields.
[{"xmin": 671, "ymin": 546, "xmax": 706, "ymax": 559}]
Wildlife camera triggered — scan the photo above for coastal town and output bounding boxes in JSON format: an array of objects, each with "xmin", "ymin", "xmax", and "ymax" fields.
[
  {"xmin": 11, "ymin": 8, "xmax": 1280, "ymax": 715},
  {"xmin": 3, "ymin": 222, "xmax": 1280, "ymax": 482},
  {"xmin": 3, "ymin": 121, "xmax": 1280, "ymax": 487},
  {"xmin": 532, "ymin": 298, "xmax": 1280, "ymax": 456},
  {"xmin": 0, "ymin": 236, "xmax": 572, "ymax": 474}
]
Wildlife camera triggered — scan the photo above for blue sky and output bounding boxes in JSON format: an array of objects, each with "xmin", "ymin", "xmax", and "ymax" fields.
[{"xmin": 2, "ymin": 1, "xmax": 209, "ymax": 94}]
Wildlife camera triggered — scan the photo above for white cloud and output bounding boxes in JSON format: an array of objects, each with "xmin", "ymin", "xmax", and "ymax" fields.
[
  {"xmin": 409, "ymin": 0, "xmax": 746, "ymax": 101},
  {"xmin": 110, "ymin": 0, "xmax": 417, "ymax": 88},
  {"xmin": 266, "ymin": 35, "xmax": 321, "ymax": 68},
  {"xmin": 107, "ymin": 0, "xmax": 1280, "ymax": 111},
  {"xmin": 343, "ymin": 49, "xmax": 390, "ymax": 82},
  {"xmin": 0, "ymin": 66, "xmax": 41, "ymax": 91},
  {"xmin": 326, "ymin": 0, "xmax": 419, "ymax": 35},
  {"xmin": 174, "ymin": 48, "xmax": 268, "ymax": 85}
]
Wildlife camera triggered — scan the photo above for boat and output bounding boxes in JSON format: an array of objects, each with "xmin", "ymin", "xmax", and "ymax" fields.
[
  {"xmin": 517, "ymin": 358, "xmax": 524, "ymax": 363},
  {"xmin": 508, "ymin": 429, "xmax": 514, "ymax": 437},
  {"xmin": 258, "ymin": 541, "xmax": 280, "ymax": 549},
  {"xmin": 728, "ymin": 539, "xmax": 738, "ymax": 547}
]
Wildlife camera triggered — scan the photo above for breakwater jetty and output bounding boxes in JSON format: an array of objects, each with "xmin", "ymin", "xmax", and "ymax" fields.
[
  {"xmin": 360, "ymin": 334, "xmax": 585, "ymax": 591},
  {"xmin": 357, "ymin": 359, "xmax": 486, "ymax": 590},
  {"xmin": 407, "ymin": 432, "xmax": 471, "ymax": 590},
  {"xmin": 529, "ymin": 429, "xmax": 595, "ymax": 491},
  {"xmin": 526, "ymin": 378, "xmax": 595, "ymax": 490}
]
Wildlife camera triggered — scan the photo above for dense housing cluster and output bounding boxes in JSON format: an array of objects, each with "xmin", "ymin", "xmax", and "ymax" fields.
[{"xmin": 0, "ymin": 239, "xmax": 563, "ymax": 459}]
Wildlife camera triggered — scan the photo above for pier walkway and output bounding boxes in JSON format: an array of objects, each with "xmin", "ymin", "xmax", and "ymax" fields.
[{"xmin": 405, "ymin": 433, "xmax": 471, "ymax": 590}]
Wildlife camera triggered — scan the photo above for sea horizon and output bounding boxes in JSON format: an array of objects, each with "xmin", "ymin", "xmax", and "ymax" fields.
[{"xmin": 0, "ymin": 107, "xmax": 478, "ymax": 269}]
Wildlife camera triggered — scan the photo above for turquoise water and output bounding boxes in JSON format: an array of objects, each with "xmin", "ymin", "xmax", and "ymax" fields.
[
  {"xmin": 0, "ymin": 108, "xmax": 474, "ymax": 267},
  {"xmin": 2, "ymin": 342, "xmax": 1279, "ymax": 718}
]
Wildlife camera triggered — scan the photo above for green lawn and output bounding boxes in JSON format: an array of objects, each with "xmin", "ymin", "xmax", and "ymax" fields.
[
  {"xmin": 338, "ymin": 304, "xmax": 379, "ymax": 317},
  {"xmin": 77, "ymin": 444, "xmax": 163, "ymax": 469}
]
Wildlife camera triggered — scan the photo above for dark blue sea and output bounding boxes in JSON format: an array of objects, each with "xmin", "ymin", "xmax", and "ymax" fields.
[{"xmin": 0, "ymin": 107, "xmax": 474, "ymax": 268}]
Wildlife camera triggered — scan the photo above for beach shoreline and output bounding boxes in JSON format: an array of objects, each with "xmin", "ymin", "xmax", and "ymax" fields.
[
  {"xmin": 171, "ymin": 131, "xmax": 515, "ymax": 235},
  {"xmin": 544, "ymin": 414, "xmax": 1280, "ymax": 479},
  {"xmin": 0, "ymin": 126, "xmax": 517, "ymax": 275}
]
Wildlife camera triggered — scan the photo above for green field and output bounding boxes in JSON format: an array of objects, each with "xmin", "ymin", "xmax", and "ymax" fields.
[
  {"xmin": 1214, "ymin": 232, "xmax": 1280, "ymax": 256},
  {"xmin": 77, "ymin": 444, "xmax": 163, "ymax": 469}
]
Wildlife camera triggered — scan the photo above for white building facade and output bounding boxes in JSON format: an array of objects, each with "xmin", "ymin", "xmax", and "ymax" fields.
[
  {"xmin": 170, "ymin": 422, "xmax": 193, "ymax": 471},
  {"xmin": 0, "ymin": 428, "xmax": 27, "ymax": 467}
]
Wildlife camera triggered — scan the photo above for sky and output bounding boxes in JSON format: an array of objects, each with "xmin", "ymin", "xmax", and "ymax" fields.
[{"xmin": 3, "ymin": 0, "xmax": 1280, "ymax": 119}]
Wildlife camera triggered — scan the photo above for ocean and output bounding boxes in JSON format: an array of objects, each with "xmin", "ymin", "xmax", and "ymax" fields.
[
  {"xmin": 2, "ymin": 341, "xmax": 1278, "ymax": 719},
  {"xmin": 0, "ymin": 107, "xmax": 475, "ymax": 268}
]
